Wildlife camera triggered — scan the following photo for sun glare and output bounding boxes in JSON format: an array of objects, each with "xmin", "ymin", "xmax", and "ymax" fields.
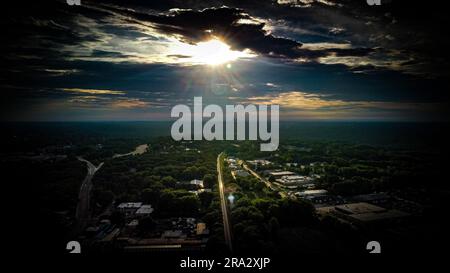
[{"xmin": 170, "ymin": 39, "xmax": 254, "ymax": 65}]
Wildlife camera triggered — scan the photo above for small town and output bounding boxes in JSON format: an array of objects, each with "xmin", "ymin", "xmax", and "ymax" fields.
[{"xmin": 55, "ymin": 137, "xmax": 429, "ymax": 255}]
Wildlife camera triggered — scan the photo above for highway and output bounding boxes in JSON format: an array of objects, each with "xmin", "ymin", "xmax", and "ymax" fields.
[
  {"xmin": 75, "ymin": 157, "xmax": 104, "ymax": 231},
  {"xmin": 217, "ymin": 152, "xmax": 233, "ymax": 252}
]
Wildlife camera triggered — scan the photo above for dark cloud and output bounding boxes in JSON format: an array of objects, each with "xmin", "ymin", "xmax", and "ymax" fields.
[
  {"xmin": 95, "ymin": 4, "xmax": 376, "ymax": 61},
  {"xmin": 2, "ymin": 0, "xmax": 449, "ymax": 121},
  {"xmin": 90, "ymin": 50, "xmax": 128, "ymax": 58}
]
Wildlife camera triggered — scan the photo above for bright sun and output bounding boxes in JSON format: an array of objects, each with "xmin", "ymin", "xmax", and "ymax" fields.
[
  {"xmin": 194, "ymin": 40, "xmax": 239, "ymax": 65},
  {"xmin": 170, "ymin": 39, "xmax": 254, "ymax": 65}
]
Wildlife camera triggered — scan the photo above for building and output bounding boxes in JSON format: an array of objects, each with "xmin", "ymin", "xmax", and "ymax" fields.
[
  {"xmin": 128, "ymin": 219, "xmax": 139, "ymax": 226},
  {"xmin": 226, "ymin": 157, "xmax": 237, "ymax": 164},
  {"xmin": 269, "ymin": 171, "xmax": 296, "ymax": 178},
  {"xmin": 189, "ymin": 188, "xmax": 212, "ymax": 195},
  {"xmin": 296, "ymin": 189, "xmax": 328, "ymax": 197},
  {"xmin": 247, "ymin": 159, "xmax": 272, "ymax": 166},
  {"xmin": 136, "ymin": 204, "xmax": 154, "ymax": 217},
  {"xmin": 335, "ymin": 202, "xmax": 386, "ymax": 215},
  {"xmin": 196, "ymin": 223, "xmax": 209, "ymax": 236},
  {"xmin": 295, "ymin": 189, "xmax": 340, "ymax": 206},
  {"xmin": 276, "ymin": 175, "xmax": 314, "ymax": 186},
  {"xmin": 227, "ymin": 157, "xmax": 240, "ymax": 170},
  {"xmin": 117, "ymin": 202, "xmax": 143, "ymax": 217},
  {"xmin": 190, "ymin": 179, "xmax": 204, "ymax": 188},
  {"xmin": 119, "ymin": 217, "xmax": 209, "ymax": 253},
  {"xmin": 351, "ymin": 193, "xmax": 390, "ymax": 205},
  {"xmin": 317, "ymin": 202, "xmax": 410, "ymax": 226}
]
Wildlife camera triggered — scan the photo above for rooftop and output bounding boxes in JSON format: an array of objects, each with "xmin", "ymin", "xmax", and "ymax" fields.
[
  {"xmin": 270, "ymin": 171, "xmax": 296, "ymax": 176},
  {"xmin": 297, "ymin": 189, "xmax": 328, "ymax": 196},
  {"xmin": 350, "ymin": 210, "xmax": 409, "ymax": 222},
  {"xmin": 318, "ymin": 202, "xmax": 411, "ymax": 224},
  {"xmin": 335, "ymin": 202, "xmax": 386, "ymax": 215},
  {"xmin": 136, "ymin": 204, "xmax": 154, "ymax": 215},
  {"xmin": 118, "ymin": 202, "xmax": 143, "ymax": 209},
  {"xmin": 281, "ymin": 175, "xmax": 307, "ymax": 180},
  {"xmin": 190, "ymin": 179, "xmax": 204, "ymax": 187}
]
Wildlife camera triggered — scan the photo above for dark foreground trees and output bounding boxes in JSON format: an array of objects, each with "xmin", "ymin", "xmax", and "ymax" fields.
[{"xmin": 231, "ymin": 195, "xmax": 316, "ymax": 253}]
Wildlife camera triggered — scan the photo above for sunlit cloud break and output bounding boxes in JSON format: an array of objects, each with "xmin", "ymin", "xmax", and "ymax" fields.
[
  {"xmin": 240, "ymin": 91, "xmax": 442, "ymax": 120},
  {"xmin": 168, "ymin": 38, "xmax": 256, "ymax": 65},
  {"xmin": 61, "ymin": 88, "xmax": 126, "ymax": 95}
]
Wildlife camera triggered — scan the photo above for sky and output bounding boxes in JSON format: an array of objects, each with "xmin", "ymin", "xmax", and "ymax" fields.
[{"xmin": 1, "ymin": 0, "xmax": 449, "ymax": 121}]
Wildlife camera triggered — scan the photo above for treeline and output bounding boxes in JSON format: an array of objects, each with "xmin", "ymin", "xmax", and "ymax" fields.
[{"xmin": 230, "ymin": 195, "xmax": 317, "ymax": 253}]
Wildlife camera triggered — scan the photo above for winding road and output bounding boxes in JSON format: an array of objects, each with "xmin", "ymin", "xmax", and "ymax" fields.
[{"xmin": 75, "ymin": 157, "xmax": 104, "ymax": 231}]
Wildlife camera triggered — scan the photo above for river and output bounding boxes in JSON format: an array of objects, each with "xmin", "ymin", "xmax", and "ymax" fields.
[{"xmin": 112, "ymin": 144, "xmax": 149, "ymax": 158}]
